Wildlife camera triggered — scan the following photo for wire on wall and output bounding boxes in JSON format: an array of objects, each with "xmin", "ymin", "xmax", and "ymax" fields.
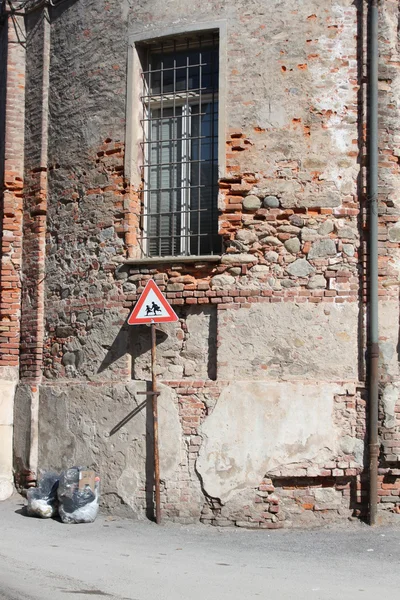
[{"xmin": 2, "ymin": 0, "xmax": 71, "ymax": 16}]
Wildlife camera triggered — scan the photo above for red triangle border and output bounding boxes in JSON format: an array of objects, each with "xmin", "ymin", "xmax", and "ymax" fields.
[{"xmin": 128, "ymin": 279, "xmax": 179, "ymax": 325}]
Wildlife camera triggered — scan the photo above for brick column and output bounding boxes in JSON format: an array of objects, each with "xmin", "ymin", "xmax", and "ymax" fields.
[
  {"xmin": 17, "ymin": 7, "xmax": 51, "ymax": 481},
  {"xmin": 0, "ymin": 6, "xmax": 26, "ymax": 500}
]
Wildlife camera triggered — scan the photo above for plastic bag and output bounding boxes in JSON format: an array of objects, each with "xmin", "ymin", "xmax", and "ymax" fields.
[
  {"xmin": 57, "ymin": 467, "xmax": 100, "ymax": 524},
  {"xmin": 26, "ymin": 472, "xmax": 59, "ymax": 518}
]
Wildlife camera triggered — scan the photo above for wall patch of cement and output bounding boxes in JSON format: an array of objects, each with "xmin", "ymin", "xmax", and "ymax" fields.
[
  {"xmin": 217, "ymin": 303, "xmax": 358, "ymax": 381},
  {"xmin": 197, "ymin": 381, "xmax": 344, "ymax": 503},
  {"xmin": 0, "ymin": 368, "xmax": 18, "ymax": 500},
  {"xmin": 38, "ymin": 381, "xmax": 182, "ymax": 517},
  {"xmin": 13, "ymin": 384, "xmax": 33, "ymax": 480}
]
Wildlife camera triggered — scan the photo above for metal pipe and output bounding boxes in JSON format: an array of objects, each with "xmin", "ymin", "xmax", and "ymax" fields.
[
  {"xmin": 151, "ymin": 323, "xmax": 161, "ymax": 524},
  {"xmin": 367, "ymin": 0, "xmax": 379, "ymax": 526}
]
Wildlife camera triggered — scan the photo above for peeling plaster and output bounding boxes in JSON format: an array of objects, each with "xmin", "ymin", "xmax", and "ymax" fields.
[{"xmin": 197, "ymin": 381, "xmax": 342, "ymax": 503}]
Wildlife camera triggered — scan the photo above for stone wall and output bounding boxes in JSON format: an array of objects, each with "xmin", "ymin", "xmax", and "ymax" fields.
[{"xmin": 2, "ymin": 0, "xmax": 400, "ymax": 524}]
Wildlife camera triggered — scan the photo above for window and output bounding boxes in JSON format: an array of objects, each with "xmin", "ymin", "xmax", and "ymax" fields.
[{"xmin": 140, "ymin": 34, "xmax": 220, "ymax": 257}]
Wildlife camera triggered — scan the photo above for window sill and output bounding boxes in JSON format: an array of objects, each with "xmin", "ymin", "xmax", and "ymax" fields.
[{"xmin": 123, "ymin": 255, "xmax": 222, "ymax": 266}]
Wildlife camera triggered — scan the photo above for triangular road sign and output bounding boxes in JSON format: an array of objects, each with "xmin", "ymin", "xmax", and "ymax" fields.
[{"xmin": 128, "ymin": 279, "xmax": 179, "ymax": 325}]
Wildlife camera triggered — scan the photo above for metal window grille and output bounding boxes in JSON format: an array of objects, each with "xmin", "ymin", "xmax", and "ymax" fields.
[{"xmin": 140, "ymin": 34, "xmax": 220, "ymax": 257}]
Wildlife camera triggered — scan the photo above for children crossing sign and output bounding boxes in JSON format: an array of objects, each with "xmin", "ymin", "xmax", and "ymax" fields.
[
  {"xmin": 127, "ymin": 278, "xmax": 178, "ymax": 524},
  {"xmin": 127, "ymin": 279, "xmax": 179, "ymax": 325}
]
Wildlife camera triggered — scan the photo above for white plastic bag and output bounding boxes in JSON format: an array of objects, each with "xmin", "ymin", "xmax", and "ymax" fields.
[
  {"xmin": 26, "ymin": 472, "xmax": 59, "ymax": 518},
  {"xmin": 57, "ymin": 467, "xmax": 100, "ymax": 524}
]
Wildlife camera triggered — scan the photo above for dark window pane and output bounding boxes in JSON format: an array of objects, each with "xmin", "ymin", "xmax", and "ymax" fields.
[{"xmin": 143, "ymin": 40, "xmax": 219, "ymax": 257}]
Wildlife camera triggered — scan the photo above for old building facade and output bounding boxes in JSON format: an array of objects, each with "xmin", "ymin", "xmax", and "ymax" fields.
[{"xmin": 1, "ymin": 0, "xmax": 400, "ymax": 526}]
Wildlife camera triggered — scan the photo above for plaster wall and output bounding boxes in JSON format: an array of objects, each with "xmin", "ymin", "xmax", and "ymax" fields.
[
  {"xmin": 0, "ymin": 368, "xmax": 17, "ymax": 501},
  {"xmin": 217, "ymin": 303, "xmax": 359, "ymax": 381},
  {"xmin": 37, "ymin": 381, "xmax": 185, "ymax": 517},
  {"xmin": 197, "ymin": 381, "xmax": 348, "ymax": 503}
]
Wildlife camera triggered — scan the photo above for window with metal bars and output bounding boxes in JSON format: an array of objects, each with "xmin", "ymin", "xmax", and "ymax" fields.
[{"xmin": 140, "ymin": 34, "xmax": 219, "ymax": 257}]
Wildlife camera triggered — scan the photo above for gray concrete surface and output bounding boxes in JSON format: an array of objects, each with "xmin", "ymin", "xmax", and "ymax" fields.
[{"xmin": 0, "ymin": 495, "xmax": 399, "ymax": 600}]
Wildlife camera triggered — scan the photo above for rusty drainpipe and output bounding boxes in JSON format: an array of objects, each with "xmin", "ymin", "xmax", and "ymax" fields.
[{"xmin": 367, "ymin": 0, "xmax": 379, "ymax": 526}]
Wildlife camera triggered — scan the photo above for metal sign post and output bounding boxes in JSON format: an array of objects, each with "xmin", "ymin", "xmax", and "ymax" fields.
[
  {"xmin": 129, "ymin": 280, "xmax": 179, "ymax": 525},
  {"xmin": 150, "ymin": 322, "xmax": 161, "ymax": 524}
]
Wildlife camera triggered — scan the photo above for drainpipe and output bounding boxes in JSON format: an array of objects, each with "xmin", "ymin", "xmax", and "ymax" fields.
[{"xmin": 367, "ymin": 0, "xmax": 379, "ymax": 526}]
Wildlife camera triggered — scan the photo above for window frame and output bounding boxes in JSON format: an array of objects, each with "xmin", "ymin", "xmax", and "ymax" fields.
[{"xmin": 125, "ymin": 22, "xmax": 227, "ymax": 260}]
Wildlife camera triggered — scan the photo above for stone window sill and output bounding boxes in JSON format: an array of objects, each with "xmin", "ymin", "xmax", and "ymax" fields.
[{"xmin": 123, "ymin": 255, "xmax": 222, "ymax": 266}]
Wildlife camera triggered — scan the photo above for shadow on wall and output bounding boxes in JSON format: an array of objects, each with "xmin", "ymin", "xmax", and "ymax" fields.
[
  {"xmin": 108, "ymin": 383, "xmax": 156, "ymax": 521},
  {"xmin": 97, "ymin": 305, "xmax": 217, "ymax": 520},
  {"xmin": 98, "ymin": 305, "xmax": 217, "ymax": 381},
  {"xmin": 97, "ymin": 321, "xmax": 168, "ymax": 376},
  {"xmin": 97, "ymin": 322, "xmax": 167, "ymax": 521}
]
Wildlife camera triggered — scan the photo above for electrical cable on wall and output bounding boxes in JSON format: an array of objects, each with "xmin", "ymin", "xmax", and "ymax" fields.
[{"xmin": 3, "ymin": 0, "xmax": 71, "ymax": 15}]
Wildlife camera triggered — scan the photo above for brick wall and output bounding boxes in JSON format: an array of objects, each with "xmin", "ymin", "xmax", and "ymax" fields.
[
  {"xmin": 0, "ymin": 8, "xmax": 25, "ymax": 371},
  {"xmin": 19, "ymin": 8, "xmax": 51, "ymax": 383},
  {"xmin": 0, "ymin": 5, "xmax": 26, "ymax": 501}
]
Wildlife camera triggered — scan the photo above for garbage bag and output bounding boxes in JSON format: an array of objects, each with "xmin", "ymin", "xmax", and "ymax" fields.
[
  {"xmin": 58, "ymin": 467, "xmax": 100, "ymax": 524},
  {"xmin": 26, "ymin": 472, "xmax": 59, "ymax": 518}
]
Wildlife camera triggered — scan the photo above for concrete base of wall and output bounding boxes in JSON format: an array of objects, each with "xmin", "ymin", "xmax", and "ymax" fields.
[
  {"xmin": 0, "ymin": 369, "xmax": 18, "ymax": 501},
  {"xmin": 30, "ymin": 377, "xmax": 372, "ymax": 525}
]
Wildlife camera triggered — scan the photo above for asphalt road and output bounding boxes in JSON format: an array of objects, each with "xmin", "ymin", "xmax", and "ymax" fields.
[{"xmin": 0, "ymin": 495, "xmax": 399, "ymax": 600}]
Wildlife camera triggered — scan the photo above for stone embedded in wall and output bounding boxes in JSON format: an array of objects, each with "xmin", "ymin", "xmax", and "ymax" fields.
[
  {"xmin": 261, "ymin": 236, "xmax": 282, "ymax": 247},
  {"xmin": 284, "ymin": 237, "xmax": 301, "ymax": 254},
  {"xmin": 289, "ymin": 215, "xmax": 304, "ymax": 227},
  {"xmin": 211, "ymin": 274, "xmax": 235, "ymax": 289},
  {"xmin": 301, "ymin": 227, "xmax": 319, "ymax": 242},
  {"xmin": 281, "ymin": 279, "xmax": 296, "ymax": 288},
  {"xmin": 307, "ymin": 275, "xmax": 326, "ymax": 289},
  {"xmin": 62, "ymin": 352, "xmax": 76, "ymax": 367},
  {"xmin": 263, "ymin": 196, "xmax": 279, "ymax": 208},
  {"xmin": 318, "ymin": 220, "xmax": 334, "ymax": 236},
  {"xmin": 313, "ymin": 488, "xmax": 341, "ymax": 511},
  {"xmin": 308, "ymin": 239, "xmax": 337, "ymax": 259},
  {"xmin": 235, "ymin": 230, "xmax": 258, "ymax": 245},
  {"xmin": 265, "ymin": 251, "xmax": 279, "ymax": 263},
  {"xmin": 301, "ymin": 193, "xmax": 341, "ymax": 208},
  {"xmin": 278, "ymin": 225, "xmax": 301, "ymax": 235},
  {"xmin": 197, "ymin": 381, "xmax": 344, "ymax": 503},
  {"xmin": 343, "ymin": 244, "xmax": 355, "ymax": 257},
  {"xmin": 388, "ymin": 223, "xmax": 400, "ymax": 243},
  {"xmin": 243, "ymin": 195, "xmax": 262, "ymax": 211},
  {"xmin": 382, "ymin": 384, "xmax": 399, "ymax": 429},
  {"xmin": 249, "ymin": 265, "xmax": 269, "ymax": 278},
  {"xmin": 339, "ymin": 435, "xmax": 364, "ymax": 464},
  {"xmin": 56, "ymin": 326, "xmax": 74, "ymax": 338},
  {"xmin": 336, "ymin": 226, "xmax": 356, "ymax": 240},
  {"xmin": 221, "ymin": 254, "xmax": 258, "ymax": 265},
  {"xmin": 286, "ymin": 258, "xmax": 315, "ymax": 277}
]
